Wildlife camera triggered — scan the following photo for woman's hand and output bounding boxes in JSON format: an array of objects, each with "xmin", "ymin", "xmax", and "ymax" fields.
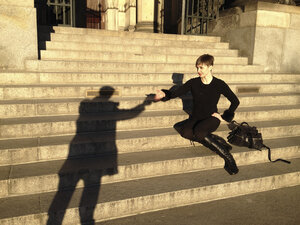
[
  {"xmin": 212, "ymin": 112, "xmax": 225, "ymax": 122},
  {"xmin": 154, "ymin": 90, "xmax": 166, "ymax": 101}
]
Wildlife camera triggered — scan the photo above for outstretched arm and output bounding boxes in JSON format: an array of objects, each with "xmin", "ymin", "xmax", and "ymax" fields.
[
  {"xmin": 118, "ymin": 96, "xmax": 152, "ymax": 120},
  {"xmin": 154, "ymin": 79, "xmax": 193, "ymax": 102}
]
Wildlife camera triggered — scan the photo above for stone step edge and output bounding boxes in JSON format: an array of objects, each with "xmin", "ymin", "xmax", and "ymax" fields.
[
  {"xmin": 99, "ymin": 185, "xmax": 300, "ymax": 225},
  {"xmin": 0, "ymin": 119, "xmax": 299, "ymax": 151},
  {"xmin": 24, "ymin": 61, "xmax": 265, "ymax": 73},
  {"xmin": 1, "ymin": 113, "xmax": 300, "ymax": 140},
  {"xmin": 46, "ymin": 30, "xmax": 223, "ymax": 43},
  {"xmin": 0, "ymin": 92, "xmax": 299, "ymax": 106},
  {"xmin": 1, "ymin": 117, "xmax": 299, "ymax": 140},
  {"xmin": 40, "ymin": 54, "xmax": 248, "ymax": 65},
  {"xmin": 40, "ymin": 49, "xmax": 248, "ymax": 60},
  {"xmin": 33, "ymin": 59, "xmax": 254, "ymax": 66},
  {"xmin": 1, "ymin": 81, "xmax": 298, "ymax": 88},
  {"xmin": 0, "ymin": 167, "xmax": 299, "ymax": 223},
  {"xmin": 1, "ymin": 87, "xmax": 299, "ymax": 103},
  {"xmin": 48, "ymin": 36, "xmax": 229, "ymax": 50},
  {"xmin": 48, "ymin": 32, "xmax": 223, "ymax": 44},
  {"xmin": 1, "ymin": 104, "xmax": 300, "ymax": 125},
  {"xmin": 1, "ymin": 94, "xmax": 299, "ymax": 121},
  {"xmin": 50, "ymin": 26, "xmax": 223, "ymax": 41},
  {"xmin": 0, "ymin": 142, "xmax": 299, "ymax": 198},
  {"xmin": 24, "ymin": 62, "xmax": 264, "ymax": 74},
  {"xmin": 43, "ymin": 41, "xmax": 239, "ymax": 54},
  {"xmin": 87, "ymin": 173, "xmax": 300, "ymax": 224},
  {"xmin": 1, "ymin": 71, "xmax": 299, "ymax": 76},
  {"xmin": 43, "ymin": 41, "xmax": 237, "ymax": 52},
  {"xmin": 1, "ymin": 72, "xmax": 299, "ymax": 85}
]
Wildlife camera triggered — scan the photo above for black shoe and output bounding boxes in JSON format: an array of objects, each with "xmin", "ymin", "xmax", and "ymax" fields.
[
  {"xmin": 224, "ymin": 161, "xmax": 239, "ymax": 175},
  {"xmin": 202, "ymin": 134, "xmax": 239, "ymax": 175}
]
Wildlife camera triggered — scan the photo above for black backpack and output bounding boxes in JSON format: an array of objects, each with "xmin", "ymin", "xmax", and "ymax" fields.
[{"xmin": 227, "ymin": 121, "xmax": 291, "ymax": 164}]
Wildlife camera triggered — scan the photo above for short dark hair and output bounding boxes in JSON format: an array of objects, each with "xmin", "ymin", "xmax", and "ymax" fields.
[{"xmin": 195, "ymin": 54, "xmax": 214, "ymax": 67}]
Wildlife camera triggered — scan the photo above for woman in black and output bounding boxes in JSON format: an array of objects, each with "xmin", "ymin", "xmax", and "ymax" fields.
[{"xmin": 154, "ymin": 54, "xmax": 240, "ymax": 175}]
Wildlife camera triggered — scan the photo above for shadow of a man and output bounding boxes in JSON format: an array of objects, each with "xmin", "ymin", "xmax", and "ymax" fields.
[{"xmin": 47, "ymin": 86, "xmax": 151, "ymax": 225}]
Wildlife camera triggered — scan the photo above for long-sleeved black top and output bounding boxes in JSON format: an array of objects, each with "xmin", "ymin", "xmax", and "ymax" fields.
[{"xmin": 163, "ymin": 77, "xmax": 240, "ymax": 120}]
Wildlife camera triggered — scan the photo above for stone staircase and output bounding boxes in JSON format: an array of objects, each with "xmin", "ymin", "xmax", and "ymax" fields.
[{"xmin": 0, "ymin": 26, "xmax": 300, "ymax": 225}]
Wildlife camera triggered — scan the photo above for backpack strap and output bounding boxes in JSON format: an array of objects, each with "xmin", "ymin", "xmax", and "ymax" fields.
[
  {"xmin": 263, "ymin": 144, "xmax": 291, "ymax": 164},
  {"xmin": 240, "ymin": 122, "xmax": 249, "ymax": 126}
]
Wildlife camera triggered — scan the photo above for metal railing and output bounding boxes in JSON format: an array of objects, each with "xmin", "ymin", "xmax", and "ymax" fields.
[
  {"xmin": 47, "ymin": 0, "xmax": 73, "ymax": 26},
  {"xmin": 181, "ymin": 0, "xmax": 220, "ymax": 35},
  {"xmin": 35, "ymin": 0, "xmax": 74, "ymax": 26}
]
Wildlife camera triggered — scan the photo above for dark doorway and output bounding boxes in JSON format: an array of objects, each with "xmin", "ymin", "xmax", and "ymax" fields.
[
  {"xmin": 35, "ymin": 0, "xmax": 104, "ymax": 29},
  {"xmin": 163, "ymin": 0, "xmax": 182, "ymax": 34},
  {"xmin": 35, "ymin": 0, "xmax": 75, "ymax": 26}
]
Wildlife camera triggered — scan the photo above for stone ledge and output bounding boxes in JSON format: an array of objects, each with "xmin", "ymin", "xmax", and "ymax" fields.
[
  {"xmin": 256, "ymin": 10, "xmax": 291, "ymax": 28},
  {"xmin": 246, "ymin": 1, "xmax": 300, "ymax": 14},
  {"xmin": 0, "ymin": 0, "xmax": 34, "ymax": 8}
]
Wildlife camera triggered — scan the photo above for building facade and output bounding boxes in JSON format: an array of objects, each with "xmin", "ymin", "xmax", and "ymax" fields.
[
  {"xmin": 0, "ymin": 0, "xmax": 299, "ymax": 72},
  {"xmin": 35, "ymin": 0, "xmax": 166, "ymax": 33}
]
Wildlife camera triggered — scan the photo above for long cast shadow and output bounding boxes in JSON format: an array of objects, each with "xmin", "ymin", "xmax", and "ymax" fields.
[{"xmin": 47, "ymin": 86, "xmax": 151, "ymax": 225}]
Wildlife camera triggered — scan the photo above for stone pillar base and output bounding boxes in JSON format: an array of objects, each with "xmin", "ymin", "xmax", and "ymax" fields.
[
  {"xmin": 125, "ymin": 25, "xmax": 136, "ymax": 32},
  {"xmin": 135, "ymin": 22, "xmax": 159, "ymax": 33}
]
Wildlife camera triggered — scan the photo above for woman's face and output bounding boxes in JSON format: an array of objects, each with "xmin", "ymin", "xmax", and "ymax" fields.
[{"xmin": 197, "ymin": 63, "xmax": 212, "ymax": 78}]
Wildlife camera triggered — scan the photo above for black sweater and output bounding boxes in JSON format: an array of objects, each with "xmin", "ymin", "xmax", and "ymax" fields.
[{"xmin": 162, "ymin": 77, "xmax": 240, "ymax": 120}]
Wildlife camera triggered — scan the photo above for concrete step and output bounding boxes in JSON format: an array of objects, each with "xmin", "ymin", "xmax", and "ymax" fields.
[
  {"xmin": 40, "ymin": 50, "xmax": 249, "ymax": 65},
  {"xmin": 0, "ymin": 158, "xmax": 299, "ymax": 224},
  {"xmin": 1, "ymin": 72, "xmax": 300, "ymax": 85},
  {"xmin": 1, "ymin": 93, "xmax": 299, "ymax": 118},
  {"xmin": 49, "ymin": 26, "xmax": 222, "ymax": 42},
  {"xmin": 0, "ymin": 137, "xmax": 299, "ymax": 198},
  {"xmin": 44, "ymin": 41, "xmax": 239, "ymax": 57},
  {"xmin": 4, "ymin": 24, "xmax": 294, "ymax": 225},
  {"xmin": 25, "ymin": 60, "xmax": 264, "ymax": 73},
  {"xmin": 1, "ymin": 105, "xmax": 300, "ymax": 139},
  {"xmin": 0, "ymin": 119, "xmax": 299, "ymax": 164},
  {"xmin": 94, "ymin": 185, "xmax": 300, "ymax": 225},
  {"xmin": 1, "ymin": 82, "xmax": 298, "ymax": 100},
  {"xmin": 49, "ymin": 33, "xmax": 229, "ymax": 49}
]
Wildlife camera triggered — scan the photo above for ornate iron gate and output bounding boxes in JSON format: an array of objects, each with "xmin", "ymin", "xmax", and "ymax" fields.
[
  {"xmin": 182, "ymin": 0, "xmax": 220, "ymax": 35},
  {"xmin": 35, "ymin": 0, "xmax": 74, "ymax": 26}
]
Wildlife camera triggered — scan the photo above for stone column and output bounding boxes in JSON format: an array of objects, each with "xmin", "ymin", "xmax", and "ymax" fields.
[
  {"xmin": 136, "ymin": 0, "xmax": 161, "ymax": 33},
  {"xmin": 125, "ymin": 0, "xmax": 137, "ymax": 31},
  {"xmin": 0, "ymin": 0, "xmax": 38, "ymax": 70},
  {"xmin": 118, "ymin": 0, "xmax": 126, "ymax": 30},
  {"xmin": 105, "ymin": 0, "xmax": 119, "ymax": 30}
]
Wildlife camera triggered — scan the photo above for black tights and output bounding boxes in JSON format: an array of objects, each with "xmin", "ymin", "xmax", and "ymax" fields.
[
  {"xmin": 174, "ymin": 117, "xmax": 239, "ymax": 175},
  {"xmin": 174, "ymin": 116, "xmax": 221, "ymax": 141}
]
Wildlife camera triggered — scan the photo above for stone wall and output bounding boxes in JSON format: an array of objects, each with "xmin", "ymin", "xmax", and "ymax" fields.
[
  {"xmin": 209, "ymin": 1, "xmax": 300, "ymax": 72},
  {"xmin": 0, "ymin": 0, "xmax": 38, "ymax": 70}
]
